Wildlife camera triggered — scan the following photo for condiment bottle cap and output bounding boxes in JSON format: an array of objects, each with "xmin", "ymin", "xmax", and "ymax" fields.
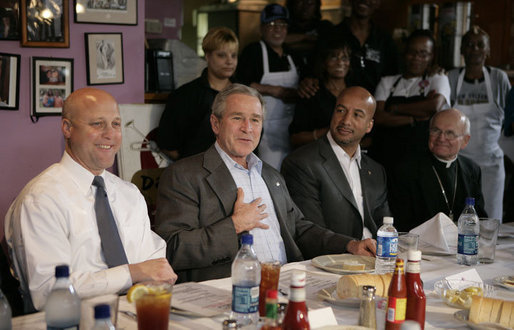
[
  {"xmin": 290, "ymin": 270, "xmax": 306, "ymax": 287},
  {"xmin": 408, "ymin": 250, "xmax": 422, "ymax": 262}
]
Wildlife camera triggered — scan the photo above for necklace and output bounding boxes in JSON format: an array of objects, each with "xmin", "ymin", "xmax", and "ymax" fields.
[{"xmin": 431, "ymin": 163, "xmax": 458, "ymax": 220}]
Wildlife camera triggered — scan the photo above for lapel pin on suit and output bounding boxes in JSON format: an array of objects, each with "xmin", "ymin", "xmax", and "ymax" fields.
[
  {"xmin": 276, "ymin": 182, "xmax": 280, "ymax": 186},
  {"xmin": 368, "ymin": 170, "xmax": 371, "ymax": 175}
]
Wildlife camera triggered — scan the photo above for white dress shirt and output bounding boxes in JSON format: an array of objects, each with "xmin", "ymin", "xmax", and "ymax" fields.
[
  {"xmin": 4, "ymin": 152, "xmax": 166, "ymax": 310},
  {"xmin": 327, "ymin": 132, "xmax": 372, "ymax": 239},
  {"xmin": 215, "ymin": 143, "xmax": 287, "ymax": 264}
]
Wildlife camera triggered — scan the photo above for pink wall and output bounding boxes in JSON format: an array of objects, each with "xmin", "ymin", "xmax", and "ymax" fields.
[
  {"xmin": 145, "ymin": 0, "xmax": 182, "ymax": 40},
  {"xmin": 0, "ymin": 1, "xmax": 146, "ymax": 238}
]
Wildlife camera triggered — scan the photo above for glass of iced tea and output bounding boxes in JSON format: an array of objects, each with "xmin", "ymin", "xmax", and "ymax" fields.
[
  {"xmin": 134, "ymin": 282, "xmax": 172, "ymax": 330},
  {"xmin": 259, "ymin": 261, "xmax": 281, "ymax": 316}
]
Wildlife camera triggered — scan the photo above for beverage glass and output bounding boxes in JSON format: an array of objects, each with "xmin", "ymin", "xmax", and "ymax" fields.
[
  {"xmin": 478, "ymin": 218, "xmax": 500, "ymax": 263},
  {"xmin": 135, "ymin": 282, "xmax": 173, "ymax": 330},
  {"xmin": 397, "ymin": 232, "xmax": 419, "ymax": 261},
  {"xmin": 259, "ymin": 261, "xmax": 281, "ymax": 317},
  {"xmin": 80, "ymin": 294, "xmax": 119, "ymax": 330}
]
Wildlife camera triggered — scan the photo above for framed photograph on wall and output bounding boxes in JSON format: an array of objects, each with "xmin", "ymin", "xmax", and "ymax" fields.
[
  {"xmin": 85, "ymin": 33, "xmax": 124, "ymax": 85},
  {"xmin": 0, "ymin": 1, "xmax": 20, "ymax": 40},
  {"xmin": 21, "ymin": 0, "xmax": 69, "ymax": 47},
  {"xmin": 0, "ymin": 53, "xmax": 21, "ymax": 110},
  {"xmin": 74, "ymin": 0, "xmax": 137, "ymax": 25},
  {"xmin": 31, "ymin": 57, "xmax": 73, "ymax": 119}
]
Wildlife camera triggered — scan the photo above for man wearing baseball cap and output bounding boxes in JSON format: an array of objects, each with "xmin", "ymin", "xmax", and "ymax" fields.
[{"xmin": 236, "ymin": 4, "xmax": 301, "ymax": 170}]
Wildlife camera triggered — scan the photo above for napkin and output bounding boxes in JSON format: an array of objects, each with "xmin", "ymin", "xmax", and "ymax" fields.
[{"xmin": 410, "ymin": 212, "xmax": 458, "ymax": 254}]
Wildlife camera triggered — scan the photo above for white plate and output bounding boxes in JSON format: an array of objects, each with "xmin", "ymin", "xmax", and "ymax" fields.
[
  {"xmin": 454, "ymin": 310, "xmax": 511, "ymax": 330},
  {"xmin": 493, "ymin": 276, "xmax": 514, "ymax": 291},
  {"xmin": 311, "ymin": 254, "xmax": 375, "ymax": 275},
  {"xmin": 317, "ymin": 285, "xmax": 361, "ymax": 308}
]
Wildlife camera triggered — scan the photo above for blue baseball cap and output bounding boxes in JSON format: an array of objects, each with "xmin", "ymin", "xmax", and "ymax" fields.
[{"xmin": 260, "ymin": 4, "xmax": 289, "ymax": 24}]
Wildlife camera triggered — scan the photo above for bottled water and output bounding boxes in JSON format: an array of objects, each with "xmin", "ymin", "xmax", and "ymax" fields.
[
  {"xmin": 91, "ymin": 304, "xmax": 115, "ymax": 330},
  {"xmin": 375, "ymin": 216, "xmax": 398, "ymax": 274},
  {"xmin": 0, "ymin": 289, "xmax": 12, "ymax": 330},
  {"xmin": 457, "ymin": 197, "xmax": 479, "ymax": 265},
  {"xmin": 45, "ymin": 265, "xmax": 81, "ymax": 330},
  {"xmin": 230, "ymin": 234, "xmax": 261, "ymax": 327}
]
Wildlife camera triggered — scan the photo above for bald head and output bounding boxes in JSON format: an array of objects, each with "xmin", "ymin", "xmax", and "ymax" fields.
[
  {"xmin": 61, "ymin": 88, "xmax": 121, "ymax": 175},
  {"xmin": 62, "ymin": 88, "xmax": 118, "ymax": 120},
  {"xmin": 337, "ymin": 86, "xmax": 377, "ymax": 115},
  {"xmin": 330, "ymin": 86, "xmax": 375, "ymax": 157},
  {"xmin": 428, "ymin": 108, "xmax": 470, "ymax": 160}
]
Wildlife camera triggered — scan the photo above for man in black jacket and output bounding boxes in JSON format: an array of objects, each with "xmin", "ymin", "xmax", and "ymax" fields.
[{"xmin": 388, "ymin": 108, "xmax": 487, "ymax": 231}]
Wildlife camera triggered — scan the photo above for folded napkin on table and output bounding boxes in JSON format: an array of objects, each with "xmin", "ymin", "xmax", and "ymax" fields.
[{"xmin": 410, "ymin": 212, "xmax": 458, "ymax": 255}]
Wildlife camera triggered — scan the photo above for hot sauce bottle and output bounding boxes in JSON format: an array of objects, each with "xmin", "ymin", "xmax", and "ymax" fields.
[
  {"xmin": 385, "ymin": 258, "xmax": 407, "ymax": 330},
  {"xmin": 406, "ymin": 250, "xmax": 426, "ymax": 329},
  {"xmin": 282, "ymin": 271, "xmax": 310, "ymax": 330}
]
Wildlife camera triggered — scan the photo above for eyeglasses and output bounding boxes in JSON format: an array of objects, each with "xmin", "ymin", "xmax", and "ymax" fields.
[
  {"xmin": 265, "ymin": 21, "xmax": 288, "ymax": 29},
  {"xmin": 429, "ymin": 128, "xmax": 463, "ymax": 140},
  {"xmin": 406, "ymin": 50, "xmax": 432, "ymax": 59}
]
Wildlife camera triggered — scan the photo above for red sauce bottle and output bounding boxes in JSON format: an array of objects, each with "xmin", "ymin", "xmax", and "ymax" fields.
[
  {"xmin": 406, "ymin": 250, "xmax": 426, "ymax": 329},
  {"xmin": 385, "ymin": 258, "xmax": 407, "ymax": 330},
  {"xmin": 282, "ymin": 271, "xmax": 310, "ymax": 330}
]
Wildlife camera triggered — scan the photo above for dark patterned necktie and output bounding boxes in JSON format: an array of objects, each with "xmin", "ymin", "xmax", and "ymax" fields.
[{"xmin": 92, "ymin": 176, "xmax": 128, "ymax": 267}]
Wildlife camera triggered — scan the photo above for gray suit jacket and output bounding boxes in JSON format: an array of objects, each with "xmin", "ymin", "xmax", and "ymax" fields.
[
  {"xmin": 281, "ymin": 136, "xmax": 391, "ymax": 239},
  {"xmin": 155, "ymin": 145, "xmax": 353, "ymax": 283}
]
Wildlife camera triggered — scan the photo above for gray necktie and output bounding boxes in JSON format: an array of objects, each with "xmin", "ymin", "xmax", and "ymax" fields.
[{"xmin": 92, "ymin": 176, "xmax": 128, "ymax": 267}]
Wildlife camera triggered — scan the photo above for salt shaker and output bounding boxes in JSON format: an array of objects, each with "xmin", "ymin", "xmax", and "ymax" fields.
[{"xmin": 359, "ymin": 285, "xmax": 377, "ymax": 328}]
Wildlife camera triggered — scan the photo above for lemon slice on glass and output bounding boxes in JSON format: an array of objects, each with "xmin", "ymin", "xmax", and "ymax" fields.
[{"xmin": 127, "ymin": 284, "xmax": 149, "ymax": 303}]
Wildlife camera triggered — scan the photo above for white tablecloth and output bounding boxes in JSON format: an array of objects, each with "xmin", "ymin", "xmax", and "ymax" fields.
[{"xmin": 13, "ymin": 223, "xmax": 514, "ymax": 330}]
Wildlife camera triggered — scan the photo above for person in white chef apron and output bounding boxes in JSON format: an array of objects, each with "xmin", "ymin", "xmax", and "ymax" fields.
[
  {"xmin": 236, "ymin": 4, "xmax": 300, "ymax": 169},
  {"xmin": 448, "ymin": 26, "xmax": 511, "ymax": 221}
]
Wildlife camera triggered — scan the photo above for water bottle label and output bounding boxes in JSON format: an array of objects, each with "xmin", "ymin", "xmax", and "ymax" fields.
[
  {"xmin": 232, "ymin": 285, "xmax": 259, "ymax": 314},
  {"xmin": 458, "ymin": 234, "xmax": 478, "ymax": 255},
  {"xmin": 377, "ymin": 236, "xmax": 398, "ymax": 258},
  {"xmin": 47, "ymin": 326, "xmax": 79, "ymax": 330}
]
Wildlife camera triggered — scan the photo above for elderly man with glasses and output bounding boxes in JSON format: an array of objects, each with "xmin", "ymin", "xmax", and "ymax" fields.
[{"xmin": 388, "ymin": 108, "xmax": 487, "ymax": 231}]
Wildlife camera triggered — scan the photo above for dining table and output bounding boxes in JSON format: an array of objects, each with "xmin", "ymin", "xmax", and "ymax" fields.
[{"xmin": 11, "ymin": 222, "xmax": 514, "ymax": 330}]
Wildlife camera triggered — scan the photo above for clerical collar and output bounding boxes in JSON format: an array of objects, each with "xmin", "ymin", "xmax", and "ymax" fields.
[{"xmin": 433, "ymin": 154, "xmax": 457, "ymax": 168}]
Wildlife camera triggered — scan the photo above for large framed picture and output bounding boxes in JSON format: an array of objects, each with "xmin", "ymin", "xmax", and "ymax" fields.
[
  {"xmin": 21, "ymin": 0, "xmax": 69, "ymax": 47},
  {"xmin": 31, "ymin": 57, "xmax": 73, "ymax": 119},
  {"xmin": 85, "ymin": 33, "xmax": 124, "ymax": 85},
  {"xmin": 0, "ymin": 52, "xmax": 21, "ymax": 110},
  {"xmin": 74, "ymin": 0, "xmax": 137, "ymax": 25},
  {"xmin": 0, "ymin": 0, "xmax": 20, "ymax": 40}
]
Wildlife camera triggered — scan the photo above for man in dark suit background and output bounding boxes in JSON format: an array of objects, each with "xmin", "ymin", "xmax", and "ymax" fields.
[
  {"xmin": 388, "ymin": 108, "xmax": 487, "ymax": 231},
  {"xmin": 282, "ymin": 86, "xmax": 390, "ymax": 240},
  {"xmin": 155, "ymin": 84, "xmax": 376, "ymax": 283}
]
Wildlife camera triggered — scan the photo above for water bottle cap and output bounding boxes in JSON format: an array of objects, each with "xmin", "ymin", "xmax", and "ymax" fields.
[
  {"xmin": 94, "ymin": 304, "xmax": 111, "ymax": 319},
  {"xmin": 408, "ymin": 250, "xmax": 422, "ymax": 261},
  {"xmin": 290, "ymin": 270, "xmax": 306, "ymax": 287},
  {"xmin": 383, "ymin": 216, "xmax": 394, "ymax": 224},
  {"xmin": 465, "ymin": 197, "xmax": 475, "ymax": 206},
  {"xmin": 241, "ymin": 234, "xmax": 253, "ymax": 245},
  {"xmin": 266, "ymin": 289, "xmax": 278, "ymax": 299},
  {"xmin": 55, "ymin": 265, "xmax": 69, "ymax": 278}
]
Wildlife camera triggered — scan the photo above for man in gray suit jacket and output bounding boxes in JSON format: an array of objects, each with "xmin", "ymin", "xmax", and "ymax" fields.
[
  {"xmin": 282, "ymin": 87, "xmax": 391, "ymax": 240},
  {"xmin": 155, "ymin": 84, "xmax": 376, "ymax": 283}
]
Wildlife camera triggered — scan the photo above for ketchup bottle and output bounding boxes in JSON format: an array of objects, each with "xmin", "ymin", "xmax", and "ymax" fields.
[
  {"xmin": 282, "ymin": 271, "xmax": 310, "ymax": 330},
  {"xmin": 406, "ymin": 250, "xmax": 426, "ymax": 329},
  {"xmin": 385, "ymin": 258, "xmax": 407, "ymax": 330}
]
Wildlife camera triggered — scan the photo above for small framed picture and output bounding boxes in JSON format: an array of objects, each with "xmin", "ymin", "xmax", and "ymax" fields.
[
  {"xmin": 0, "ymin": 1, "xmax": 20, "ymax": 40},
  {"xmin": 85, "ymin": 32, "xmax": 124, "ymax": 85},
  {"xmin": 31, "ymin": 57, "xmax": 73, "ymax": 118},
  {"xmin": 74, "ymin": 0, "xmax": 137, "ymax": 25},
  {"xmin": 0, "ymin": 53, "xmax": 21, "ymax": 110},
  {"xmin": 20, "ymin": 0, "xmax": 69, "ymax": 47}
]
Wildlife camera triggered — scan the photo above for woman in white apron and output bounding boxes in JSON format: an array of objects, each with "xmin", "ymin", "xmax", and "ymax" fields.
[
  {"xmin": 448, "ymin": 26, "xmax": 511, "ymax": 221},
  {"xmin": 258, "ymin": 40, "xmax": 299, "ymax": 169}
]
